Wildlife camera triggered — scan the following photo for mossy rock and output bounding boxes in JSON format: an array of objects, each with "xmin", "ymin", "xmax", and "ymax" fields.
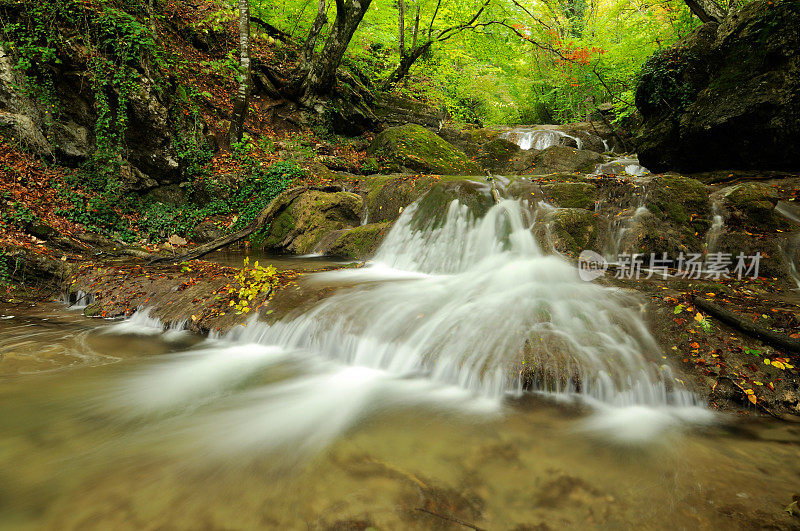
[
  {"xmin": 645, "ymin": 174, "xmax": 709, "ymax": 224},
  {"xmin": 262, "ymin": 190, "xmax": 363, "ymax": 254},
  {"xmin": 475, "ymin": 138, "xmax": 520, "ymax": 172},
  {"xmin": 529, "ymin": 146, "xmax": 604, "ymax": 175},
  {"xmin": 411, "ymin": 180, "xmax": 493, "ymax": 230},
  {"xmin": 368, "ymin": 124, "xmax": 481, "ymax": 175},
  {"xmin": 323, "ymin": 222, "xmax": 392, "ymax": 260},
  {"xmin": 716, "ymin": 231, "xmax": 794, "ymax": 281},
  {"xmin": 361, "ymin": 175, "xmax": 441, "ymax": 223},
  {"xmin": 538, "ymin": 208, "xmax": 597, "ymax": 255},
  {"xmin": 541, "ymin": 182, "xmax": 598, "ymax": 210},
  {"xmin": 722, "ymin": 182, "xmax": 785, "ymax": 231}
]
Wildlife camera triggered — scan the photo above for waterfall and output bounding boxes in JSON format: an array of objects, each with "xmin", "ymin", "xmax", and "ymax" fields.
[
  {"xmin": 501, "ymin": 128, "xmax": 584, "ymax": 151},
  {"xmin": 109, "ymin": 196, "xmax": 710, "ymax": 452},
  {"xmin": 776, "ymin": 201, "xmax": 800, "ymax": 289},
  {"xmin": 705, "ymin": 199, "xmax": 725, "ymax": 254},
  {"xmin": 593, "ymin": 157, "xmax": 649, "ymax": 177},
  {"xmin": 604, "ymin": 205, "xmax": 650, "ymax": 261},
  {"xmin": 229, "ymin": 198, "xmax": 698, "ymax": 407}
]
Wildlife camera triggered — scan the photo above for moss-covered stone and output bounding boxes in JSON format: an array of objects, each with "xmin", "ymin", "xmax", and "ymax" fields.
[
  {"xmin": 722, "ymin": 182, "xmax": 784, "ymax": 231},
  {"xmin": 475, "ymin": 137, "xmax": 520, "ymax": 172},
  {"xmin": 325, "ymin": 222, "xmax": 392, "ymax": 259},
  {"xmin": 411, "ymin": 181, "xmax": 493, "ymax": 230},
  {"xmin": 262, "ymin": 190, "xmax": 363, "ymax": 254},
  {"xmin": 541, "ymin": 182, "xmax": 598, "ymax": 210},
  {"xmin": 367, "ymin": 124, "xmax": 481, "ymax": 175},
  {"xmin": 529, "ymin": 146, "xmax": 603, "ymax": 175},
  {"xmin": 538, "ymin": 208, "xmax": 597, "ymax": 255},
  {"xmin": 645, "ymin": 174, "xmax": 709, "ymax": 224}
]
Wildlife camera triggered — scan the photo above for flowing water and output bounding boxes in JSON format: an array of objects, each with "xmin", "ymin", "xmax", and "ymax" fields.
[
  {"xmin": 501, "ymin": 128, "xmax": 584, "ymax": 151},
  {"xmin": 2, "ymin": 198, "xmax": 800, "ymax": 529}
]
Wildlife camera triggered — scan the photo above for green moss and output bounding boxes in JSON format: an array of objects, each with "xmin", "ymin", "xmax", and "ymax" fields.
[
  {"xmin": 327, "ymin": 222, "xmax": 392, "ymax": 259},
  {"xmin": 541, "ymin": 182, "xmax": 597, "ymax": 210},
  {"xmin": 262, "ymin": 210, "xmax": 296, "ymax": 249},
  {"xmin": 646, "ymin": 175, "xmax": 709, "ymax": 224},
  {"xmin": 368, "ymin": 124, "xmax": 481, "ymax": 175},
  {"xmin": 722, "ymin": 182, "xmax": 784, "ymax": 230},
  {"xmin": 543, "ymin": 208, "xmax": 596, "ymax": 255}
]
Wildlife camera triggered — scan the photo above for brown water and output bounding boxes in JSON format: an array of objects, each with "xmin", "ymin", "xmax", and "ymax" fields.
[
  {"xmin": 205, "ymin": 250, "xmax": 352, "ymax": 271},
  {"xmin": 1, "ymin": 301, "xmax": 799, "ymax": 530}
]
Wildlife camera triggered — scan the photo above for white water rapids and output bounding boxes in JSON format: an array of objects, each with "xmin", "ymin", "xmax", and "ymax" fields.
[{"xmin": 109, "ymin": 197, "xmax": 712, "ymax": 453}]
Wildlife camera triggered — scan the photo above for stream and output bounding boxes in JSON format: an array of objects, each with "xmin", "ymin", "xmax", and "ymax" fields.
[{"xmin": 2, "ymin": 199, "xmax": 800, "ymax": 529}]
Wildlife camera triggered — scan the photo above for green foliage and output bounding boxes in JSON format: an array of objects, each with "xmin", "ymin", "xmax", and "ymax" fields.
[
  {"xmin": 230, "ymin": 257, "xmax": 279, "ymax": 315},
  {"xmin": 0, "ymin": 192, "xmax": 38, "ymax": 229},
  {"xmin": 0, "ymin": 248, "xmax": 10, "ymax": 287},
  {"xmin": 136, "ymin": 157, "xmax": 301, "ymax": 241},
  {"xmin": 637, "ymin": 47, "xmax": 698, "ymax": 114}
]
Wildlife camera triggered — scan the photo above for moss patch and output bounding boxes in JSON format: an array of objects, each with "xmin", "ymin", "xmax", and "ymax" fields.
[
  {"xmin": 326, "ymin": 222, "xmax": 392, "ymax": 260},
  {"xmin": 368, "ymin": 124, "xmax": 481, "ymax": 175},
  {"xmin": 645, "ymin": 175, "xmax": 709, "ymax": 224},
  {"xmin": 541, "ymin": 182, "xmax": 598, "ymax": 210}
]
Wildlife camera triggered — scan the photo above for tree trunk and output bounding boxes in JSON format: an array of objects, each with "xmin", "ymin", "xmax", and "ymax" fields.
[
  {"xmin": 228, "ymin": 0, "xmax": 251, "ymax": 145},
  {"xmin": 302, "ymin": 0, "xmax": 328, "ymax": 67},
  {"xmin": 381, "ymin": 41, "xmax": 430, "ymax": 89},
  {"xmin": 683, "ymin": 0, "xmax": 725, "ymax": 23},
  {"xmin": 298, "ymin": 0, "xmax": 373, "ymax": 100},
  {"xmin": 398, "ymin": 0, "xmax": 405, "ymax": 58}
]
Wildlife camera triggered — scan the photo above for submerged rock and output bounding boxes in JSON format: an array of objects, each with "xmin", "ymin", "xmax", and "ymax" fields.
[
  {"xmin": 635, "ymin": 0, "xmax": 800, "ymax": 172},
  {"xmin": 368, "ymin": 124, "xmax": 481, "ymax": 175}
]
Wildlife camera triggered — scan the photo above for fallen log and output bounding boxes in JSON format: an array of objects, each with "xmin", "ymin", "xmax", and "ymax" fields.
[{"xmin": 692, "ymin": 295, "xmax": 800, "ymax": 354}]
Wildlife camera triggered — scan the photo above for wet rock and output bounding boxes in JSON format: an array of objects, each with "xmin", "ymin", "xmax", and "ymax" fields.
[
  {"xmin": 367, "ymin": 124, "xmax": 481, "ymax": 175},
  {"xmin": 541, "ymin": 182, "xmax": 598, "ymax": 210},
  {"xmin": 475, "ymin": 137, "xmax": 520, "ymax": 172},
  {"xmin": 537, "ymin": 208, "xmax": 597, "ymax": 255},
  {"xmin": 410, "ymin": 180, "xmax": 493, "ymax": 229},
  {"xmin": 192, "ymin": 221, "xmax": 225, "ymax": 243},
  {"xmin": 373, "ymin": 94, "xmax": 449, "ymax": 130},
  {"xmin": 0, "ymin": 111, "xmax": 52, "ymax": 157},
  {"xmin": 525, "ymin": 146, "xmax": 603, "ymax": 175},
  {"xmin": 635, "ymin": 0, "xmax": 800, "ymax": 172},
  {"xmin": 644, "ymin": 174, "xmax": 709, "ymax": 224},
  {"xmin": 360, "ymin": 175, "xmax": 440, "ymax": 223},
  {"xmin": 262, "ymin": 190, "xmax": 363, "ymax": 254},
  {"xmin": 721, "ymin": 182, "xmax": 786, "ymax": 231},
  {"xmin": 318, "ymin": 222, "xmax": 392, "ymax": 260}
]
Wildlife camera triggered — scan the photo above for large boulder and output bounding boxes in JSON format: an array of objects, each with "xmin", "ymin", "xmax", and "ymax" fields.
[
  {"xmin": 373, "ymin": 95, "xmax": 449, "ymax": 130},
  {"xmin": 368, "ymin": 124, "xmax": 482, "ymax": 175},
  {"xmin": 521, "ymin": 146, "xmax": 603, "ymax": 175},
  {"xmin": 317, "ymin": 222, "xmax": 392, "ymax": 259},
  {"xmin": 261, "ymin": 191, "xmax": 363, "ymax": 254},
  {"xmin": 635, "ymin": 0, "xmax": 800, "ymax": 172}
]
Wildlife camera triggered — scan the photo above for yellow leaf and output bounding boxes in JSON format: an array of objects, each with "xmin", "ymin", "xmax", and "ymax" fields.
[
  {"xmin": 771, "ymin": 360, "xmax": 786, "ymax": 369},
  {"xmin": 744, "ymin": 389, "xmax": 754, "ymax": 395},
  {"xmin": 753, "ymin": 381, "xmax": 763, "ymax": 386},
  {"xmin": 694, "ymin": 312, "xmax": 704, "ymax": 322},
  {"xmin": 764, "ymin": 358, "xmax": 771, "ymax": 365},
  {"xmin": 748, "ymin": 394, "xmax": 757, "ymax": 404}
]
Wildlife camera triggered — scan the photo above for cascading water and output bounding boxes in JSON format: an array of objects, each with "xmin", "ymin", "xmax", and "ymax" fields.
[
  {"xmin": 776, "ymin": 200, "xmax": 800, "ymax": 289},
  {"xmin": 501, "ymin": 128, "xmax": 584, "ymax": 150},
  {"xmin": 593, "ymin": 157, "xmax": 649, "ymax": 177},
  {"xmin": 231, "ymin": 198, "xmax": 699, "ymax": 404},
  {"xmin": 112, "ymin": 196, "xmax": 710, "ymax": 452},
  {"xmin": 705, "ymin": 199, "xmax": 726, "ymax": 254}
]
